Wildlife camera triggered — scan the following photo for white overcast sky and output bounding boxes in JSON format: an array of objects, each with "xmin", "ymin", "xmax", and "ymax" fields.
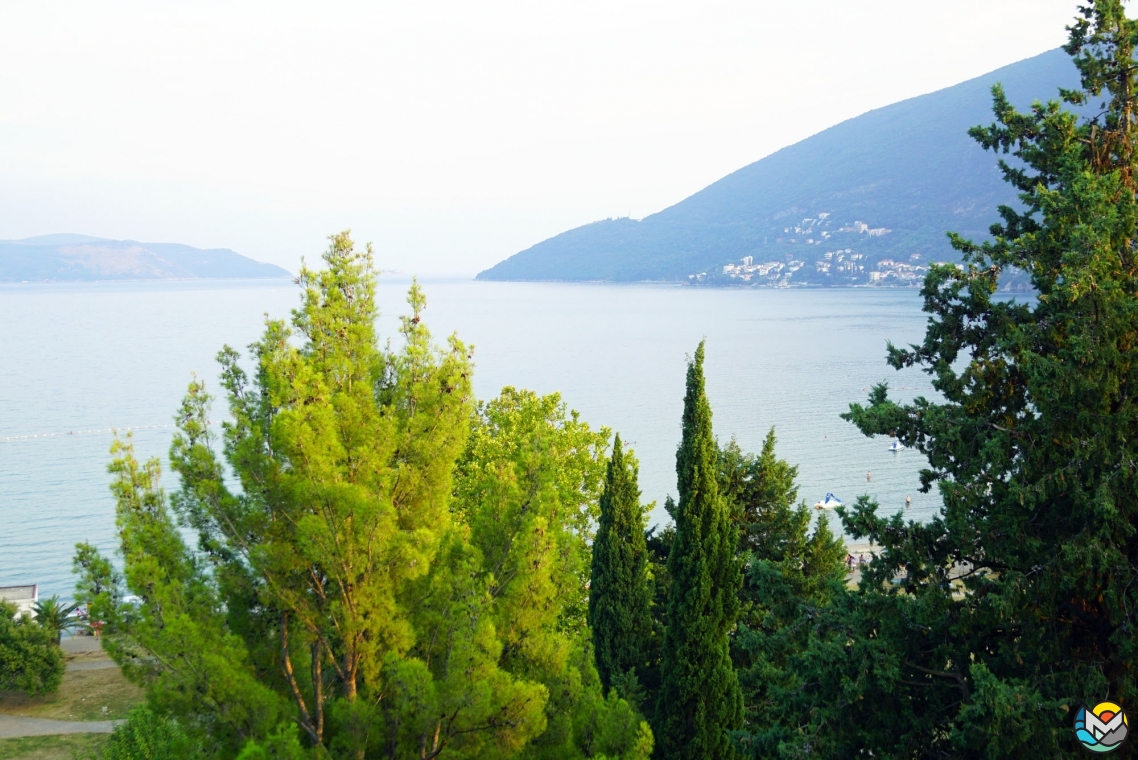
[{"xmin": 0, "ymin": 1, "xmax": 1090, "ymax": 275}]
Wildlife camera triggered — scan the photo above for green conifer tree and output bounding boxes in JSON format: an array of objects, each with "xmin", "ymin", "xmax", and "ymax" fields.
[
  {"xmin": 718, "ymin": 432, "xmax": 847, "ymax": 757},
  {"xmin": 655, "ymin": 342, "xmax": 743, "ymax": 760},
  {"xmin": 589, "ymin": 434, "xmax": 653, "ymax": 697},
  {"xmin": 767, "ymin": 3, "xmax": 1138, "ymax": 755}
]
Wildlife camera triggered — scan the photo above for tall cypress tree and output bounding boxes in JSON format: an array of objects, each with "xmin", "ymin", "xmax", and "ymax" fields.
[
  {"xmin": 589, "ymin": 434, "xmax": 653, "ymax": 696},
  {"xmin": 655, "ymin": 341, "xmax": 743, "ymax": 760}
]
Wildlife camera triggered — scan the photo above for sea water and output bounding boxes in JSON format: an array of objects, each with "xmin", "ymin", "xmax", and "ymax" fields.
[{"xmin": 1, "ymin": 278, "xmax": 949, "ymax": 597}]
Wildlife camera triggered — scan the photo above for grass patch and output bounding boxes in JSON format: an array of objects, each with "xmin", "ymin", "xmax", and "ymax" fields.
[
  {"xmin": 0, "ymin": 733, "xmax": 108, "ymax": 759},
  {"xmin": 0, "ymin": 666, "xmax": 143, "ymax": 722}
]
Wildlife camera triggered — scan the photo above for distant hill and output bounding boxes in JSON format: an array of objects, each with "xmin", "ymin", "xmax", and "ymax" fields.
[
  {"xmin": 478, "ymin": 48, "xmax": 1081, "ymax": 285},
  {"xmin": 0, "ymin": 235, "xmax": 290, "ymax": 282}
]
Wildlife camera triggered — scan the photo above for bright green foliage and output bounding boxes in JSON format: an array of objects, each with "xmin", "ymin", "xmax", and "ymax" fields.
[
  {"xmin": 588, "ymin": 435, "xmax": 653, "ymax": 697},
  {"xmin": 776, "ymin": 3, "xmax": 1138, "ymax": 755},
  {"xmin": 73, "ymin": 542, "xmax": 122, "ymax": 629},
  {"xmin": 456, "ymin": 387, "xmax": 610, "ymax": 671},
  {"xmin": 75, "ymin": 234, "xmax": 529, "ymax": 757},
  {"xmin": 456, "ymin": 388, "xmax": 652, "ymax": 760},
  {"xmin": 716, "ymin": 431, "xmax": 847, "ymax": 757},
  {"xmin": 90, "ymin": 706, "xmax": 204, "ymax": 759},
  {"xmin": 655, "ymin": 342, "xmax": 743, "ymax": 760},
  {"xmin": 0, "ymin": 600, "xmax": 64, "ymax": 696},
  {"xmin": 99, "ymin": 437, "xmax": 292, "ymax": 752},
  {"xmin": 380, "ymin": 528, "xmax": 548, "ymax": 760},
  {"xmin": 76, "ymin": 232, "xmax": 650, "ymax": 759},
  {"xmin": 32, "ymin": 595, "xmax": 81, "ymax": 644},
  {"xmin": 234, "ymin": 723, "xmax": 308, "ymax": 760},
  {"xmin": 570, "ymin": 688, "xmax": 655, "ymax": 760}
]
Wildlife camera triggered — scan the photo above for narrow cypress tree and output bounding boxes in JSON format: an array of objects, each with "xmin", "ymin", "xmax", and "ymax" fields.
[
  {"xmin": 655, "ymin": 341, "xmax": 743, "ymax": 760},
  {"xmin": 588, "ymin": 434, "xmax": 652, "ymax": 696}
]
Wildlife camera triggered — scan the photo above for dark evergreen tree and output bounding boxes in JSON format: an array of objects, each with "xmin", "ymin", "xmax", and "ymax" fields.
[
  {"xmin": 640, "ymin": 510, "xmax": 675, "ymax": 727},
  {"xmin": 757, "ymin": 3, "xmax": 1138, "ymax": 755},
  {"xmin": 589, "ymin": 434, "xmax": 653, "ymax": 697},
  {"xmin": 655, "ymin": 342, "xmax": 743, "ymax": 760},
  {"xmin": 717, "ymin": 432, "xmax": 847, "ymax": 758},
  {"xmin": 718, "ymin": 431, "xmax": 847, "ymax": 633}
]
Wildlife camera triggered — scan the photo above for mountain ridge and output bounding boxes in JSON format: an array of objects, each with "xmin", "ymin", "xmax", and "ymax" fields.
[
  {"xmin": 0, "ymin": 236, "xmax": 291, "ymax": 282},
  {"xmin": 477, "ymin": 48, "xmax": 1081, "ymax": 285}
]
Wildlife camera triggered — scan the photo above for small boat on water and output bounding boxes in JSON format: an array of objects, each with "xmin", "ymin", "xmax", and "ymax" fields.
[
  {"xmin": 815, "ymin": 492, "xmax": 842, "ymax": 510},
  {"xmin": 888, "ymin": 440, "xmax": 905, "ymax": 452}
]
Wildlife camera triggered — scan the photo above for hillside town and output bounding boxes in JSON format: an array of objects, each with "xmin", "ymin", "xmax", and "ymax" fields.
[
  {"xmin": 700, "ymin": 250, "xmax": 932, "ymax": 286},
  {"xmin": 687, "ymin": 212, "xmax": 944, "ymax": 286}
]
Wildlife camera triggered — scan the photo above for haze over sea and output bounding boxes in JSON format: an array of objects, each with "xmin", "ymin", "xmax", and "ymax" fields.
[{"xmin": 2, "ymin": 278, "xmax": 955, "ymax": 598}]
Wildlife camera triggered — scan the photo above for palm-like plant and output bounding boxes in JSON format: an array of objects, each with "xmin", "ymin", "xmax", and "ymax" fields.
[{"xmin": 33, "ymin": 596, "xmax": 81, "ymax": 645}]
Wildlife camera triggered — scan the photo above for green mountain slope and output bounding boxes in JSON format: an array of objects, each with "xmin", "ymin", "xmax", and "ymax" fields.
[
  {"xmin": 0, "ymin": 235, "xmax": 291, "ymax": 282},
  {"xmin": 477, "ymin": 48, "xmax": 1080, "ymax": 285}
]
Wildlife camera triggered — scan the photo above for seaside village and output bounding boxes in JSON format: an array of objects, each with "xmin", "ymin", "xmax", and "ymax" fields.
[
  {"xmin": 716, "ymin": 250, "xmax": 930, "ymax": 286},
  {"xmin": 693, "ymin": 212, "xmax": 938, "ymax": 286}
]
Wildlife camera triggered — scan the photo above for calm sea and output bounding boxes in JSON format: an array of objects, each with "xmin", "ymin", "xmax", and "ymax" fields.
[{"xmin": 1, "ymin": 278, "xmax": 948, "ymax": 598}]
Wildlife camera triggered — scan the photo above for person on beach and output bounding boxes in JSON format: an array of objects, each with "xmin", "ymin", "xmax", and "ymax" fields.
[{"xmin": 867, "ymin": 471, "xmax": 872, "ymax": 482}]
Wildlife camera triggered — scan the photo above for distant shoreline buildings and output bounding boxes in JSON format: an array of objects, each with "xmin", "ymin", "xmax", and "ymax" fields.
[{"xmin": 695, "ymin": 212, "xmax": 940, "ymax": 287}]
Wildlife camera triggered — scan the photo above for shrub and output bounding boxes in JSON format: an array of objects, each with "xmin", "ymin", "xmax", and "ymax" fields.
[
  {"xmin": 0, "ymin": 600, "xmax": 64, "ymax": 696},
  {"xmin": 92, "ymin": 706, "xmax": 202, "ymax": 759}
]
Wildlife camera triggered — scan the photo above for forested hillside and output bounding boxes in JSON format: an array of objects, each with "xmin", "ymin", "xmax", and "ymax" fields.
[{"xmin": 478, "ymin": 48, "xmax": 1079, "ymax": 284}]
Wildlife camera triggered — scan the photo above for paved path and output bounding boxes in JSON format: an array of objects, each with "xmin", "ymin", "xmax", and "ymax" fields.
[
  {"xmin": 61, "ymin": 636, "xmax": 103, "ymax": 655},
  {"xmin": 66, "ymin": 659, "xmax": 118, "ymax": 672},
  {"xmin": 0, "ymin": 713, "xmax": 118, "ymax": 738},
  {"xmin": 0, "ymin": 635, "xmax": 122, "ymax": 737}
]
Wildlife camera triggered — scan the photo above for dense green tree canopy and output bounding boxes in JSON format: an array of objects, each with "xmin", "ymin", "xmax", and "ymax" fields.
[
  {"xmin": 75, "ymin": 233, "xmax": 651, "ymax": 760},
  {"xmin": 588, "ymin": 435, "xmax": 653, "ymax": 698},
  {"xmin": 717, "ymin": 432, "xmax": 846, "ymax": 757},
  {"xmin": 62, "ymin": 6, "xmax": 1138, "ymax": 759},
  {"xmin": 781, "ymin": 2, "xmax": 1138, "ymax": 755},
  {"xmin": 655, "ymin": 342, "xmax": 743, "ymax": 760}
]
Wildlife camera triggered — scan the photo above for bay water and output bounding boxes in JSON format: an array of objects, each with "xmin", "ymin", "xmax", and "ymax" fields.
[{"xmin": 1, "ymin": 278, "xmax": 946, "ymax": 598}]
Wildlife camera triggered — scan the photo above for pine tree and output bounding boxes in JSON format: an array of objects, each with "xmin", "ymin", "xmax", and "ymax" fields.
[
  {"xmin": 655, "ymin": 341, "xmax": 743, "ymax": 760},
  {"xmin": 75, "ymin": 234, "xmax": 578, "ymax": 758},
  {"xmin": 589, "ymin": 434, "xmax": 653, "ymax": 697},
  {"xmin": 775, "ymin": 3, "xmax": 1138, "ymax": 755},
  {"xmin": 717, "ymin": 432, "xmax": 847, "ymax": 757},
  {"xmin": 718, "ymin": 431, "xmax": 846, "ymax": 632}
]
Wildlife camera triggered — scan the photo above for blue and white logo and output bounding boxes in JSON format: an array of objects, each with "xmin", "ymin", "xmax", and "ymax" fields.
[{"xmin": 1075, "ymin": 701, "xmax": 1128, "ymax": 753}]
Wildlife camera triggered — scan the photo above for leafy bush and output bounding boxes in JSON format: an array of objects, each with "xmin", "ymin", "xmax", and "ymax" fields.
[
  {"xmin": 91, "ymin": 706, "xmax": 202, "ymax": 759},
  {"xmin": 0, "ymin": 600, "xmax": 64, "ymax": 696}
]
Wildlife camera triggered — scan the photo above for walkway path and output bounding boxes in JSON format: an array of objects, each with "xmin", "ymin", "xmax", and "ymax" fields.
[
  {"xmin": 0, "ymin": 714, "xmax": 118, "ymax": 738},
  {"xmin": 67, "ymin": 659, "xmax": 118, "ymax": 672},
  {"xmin": 0, "ymin": 635, "xmax": 123, "ymax": 738},
  {"xmin": 62, "ymin": 635, "xmax": 117, "ymax": 671}
]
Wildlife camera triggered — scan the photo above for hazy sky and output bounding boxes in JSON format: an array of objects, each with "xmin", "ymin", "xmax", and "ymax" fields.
[{"xmin": 0, "ymin": 1, "xmax": 1089, "ymax": 275}]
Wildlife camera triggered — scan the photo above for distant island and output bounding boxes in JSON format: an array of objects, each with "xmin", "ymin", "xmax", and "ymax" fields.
[
  {"xmin": 0, "ymin": 234, "xmax": 290, "ymax": 282},
  {"xmin": 477, "ymin": 48, "xmax": 1079, "ymax": 286}
]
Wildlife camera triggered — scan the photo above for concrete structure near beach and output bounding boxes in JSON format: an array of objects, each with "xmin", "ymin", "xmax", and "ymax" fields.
[{"xmin": 0, "ymin": 584, "xmax": 38, "ymax": 617}]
